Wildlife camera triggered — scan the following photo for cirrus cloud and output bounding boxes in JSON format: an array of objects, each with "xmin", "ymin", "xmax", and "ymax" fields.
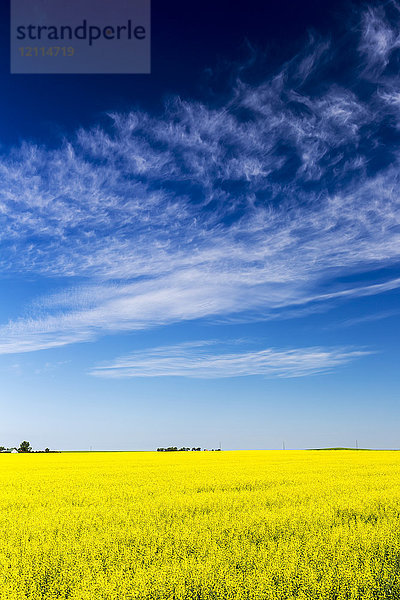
[{"xmin": 0, "ymin": 3, "xmax": 399, "ymax": 359}]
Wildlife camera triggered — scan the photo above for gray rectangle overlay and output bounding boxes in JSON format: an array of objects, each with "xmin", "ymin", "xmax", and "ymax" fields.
[{"xmin": 11, "ymin": 0, "xmax": 150, "ymax": 74}]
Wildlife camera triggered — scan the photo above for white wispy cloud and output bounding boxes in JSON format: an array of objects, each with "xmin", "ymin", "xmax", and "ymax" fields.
[
  {"xmin": 89, "ymin": 341, "xmax": 372, "ymax": 379},
  {"xmin": 0, "ymin": 2, "xmax": 400, "ymax": 354},
  {"xmin": 334, "ymin": 310, "xmax": 400, "ymax": 329},
  {"xmin": 359, "ymin": 5, "xmax": 400, "ymax": 78}
]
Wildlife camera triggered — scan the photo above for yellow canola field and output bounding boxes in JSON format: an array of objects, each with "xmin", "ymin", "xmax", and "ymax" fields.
[{"xmin": 1, "ymin": 450, "xmax": 400, "ymax": 599}]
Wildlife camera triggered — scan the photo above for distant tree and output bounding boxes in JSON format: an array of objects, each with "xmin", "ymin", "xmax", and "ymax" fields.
[
  {"xmin": 19, "ymin": 441, "xmax": 32, "ymax": 453},
  {"xmin": 0, "ymin": 446, "xmax": 5, "ymax": 452},
  {"xmin": 45, "ymin": 448, "xmax": 50, "ymax": 453}
]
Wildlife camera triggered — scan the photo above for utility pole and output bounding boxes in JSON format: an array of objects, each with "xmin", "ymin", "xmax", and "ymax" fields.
[{"xmin": 282, "ymin": 441, "xmax": 285, "ymax": 451}]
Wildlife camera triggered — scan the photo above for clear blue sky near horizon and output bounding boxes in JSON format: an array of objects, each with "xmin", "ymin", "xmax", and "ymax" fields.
[{"xmin": 0, "ymin": 0, "xmax": 399, "ymax": 451}]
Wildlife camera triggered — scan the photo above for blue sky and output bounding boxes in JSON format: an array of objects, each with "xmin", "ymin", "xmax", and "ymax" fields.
[{"xmin": 0, "ymin": 0, "xmax": 399, "ymax": 450}]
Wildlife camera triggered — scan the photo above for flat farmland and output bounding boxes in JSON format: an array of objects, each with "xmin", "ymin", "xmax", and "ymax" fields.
[{"xmin": 1, "ymin": 450, "xmax": 400, "ymax": 599}]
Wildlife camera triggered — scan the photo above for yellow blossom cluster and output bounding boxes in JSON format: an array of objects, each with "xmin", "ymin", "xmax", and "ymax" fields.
[{"xmin": 1, "ymin": 450, "xmax": 400, "ymax": 599}]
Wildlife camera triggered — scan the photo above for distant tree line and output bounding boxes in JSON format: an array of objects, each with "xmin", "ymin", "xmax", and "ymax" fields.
[
  {"xmin": 0, "ymin": 441, "xmax": 58, "ymax": 453},
  {"xmin": 156, "ymin": 447, "xmax": 221, "ymax": 452},
  {"xmin": 157, "ymin": 447, "xmax": 200, "ymax": 452}
]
